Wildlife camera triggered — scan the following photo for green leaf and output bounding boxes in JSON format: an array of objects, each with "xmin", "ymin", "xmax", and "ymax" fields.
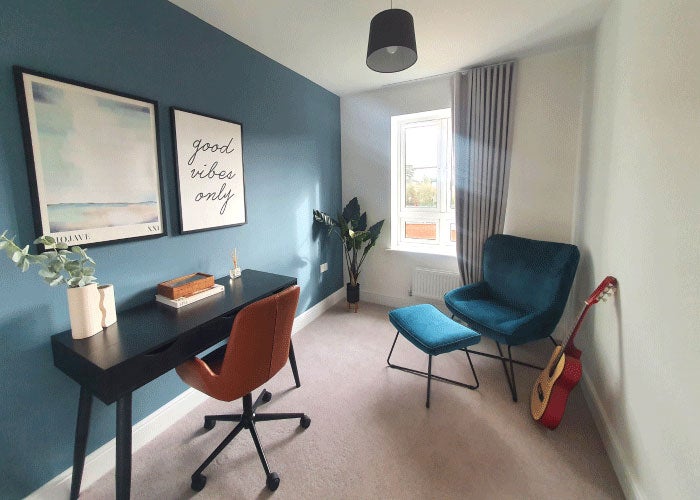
[
  {"xmin": 35, "ymin": 235, "xmax": 56, "ymax": 248},
  {"xmin": 25, "ymin": 254, "xmax": 48, "ymax": 264},
  {"xmin": 64, "ymin": 261, "xmax": 80, "ymax": 272},
  {"xmin": 342, "ymin": 197, "xmax": 360, "ymax": 225},
  {"xmin": 49, "ymin": 275, "xmax": 65, "ymax": 286},
  {"xmin": 356, "ymin": 212, "xmax": 367, "ymax": 231},
  {"xmin": 313, "ymin": 210, "xmax": 338, "ymax": 227},
  {"xmin": 12, "ymin": 246, "xmax": 28, "ymax": 263},
  {"xmin": 38, "ymin": 268, "xmax": 57, "ymax": 278}
]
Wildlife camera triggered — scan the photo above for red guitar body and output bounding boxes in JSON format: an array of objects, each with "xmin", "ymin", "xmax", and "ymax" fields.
[
  {"xmin": 537, "ymin": 347, "xmax": 582, "ymax": 430},
  {"xmin": 531, "ymin": 276, "xmax": 617, "ymax": 430}
]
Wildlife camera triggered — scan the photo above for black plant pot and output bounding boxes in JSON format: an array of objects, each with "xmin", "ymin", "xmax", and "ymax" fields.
[{"xmin": 346, "ymin": 282, "xmax": 360, "ymax": 304}]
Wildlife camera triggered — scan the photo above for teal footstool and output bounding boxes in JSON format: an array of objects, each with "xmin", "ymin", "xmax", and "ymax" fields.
[{"xmin": 388, "ymin": 304, "xmax": 481, "ymax": 408}]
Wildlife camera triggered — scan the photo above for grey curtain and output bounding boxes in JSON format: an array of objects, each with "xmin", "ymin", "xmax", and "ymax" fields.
[{"xmin": 453, "ymin": 61, "xmax": 516, "ymax": 284}]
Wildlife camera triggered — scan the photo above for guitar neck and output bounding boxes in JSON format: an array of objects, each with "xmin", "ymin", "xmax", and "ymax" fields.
[{"xmin": 565, "ymin": 302, "xmax": 593, "ymax": 350}]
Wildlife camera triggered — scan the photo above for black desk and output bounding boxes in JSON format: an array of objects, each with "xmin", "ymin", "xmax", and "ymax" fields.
[{"xmin": 51, "ymin": 270, "xmax": 299, "ymax": 499}]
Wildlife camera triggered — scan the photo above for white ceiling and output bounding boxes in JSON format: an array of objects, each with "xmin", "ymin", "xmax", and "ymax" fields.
[{"xmin": 169, "ymin": 0, "xmax": 610, "ymax": 96}]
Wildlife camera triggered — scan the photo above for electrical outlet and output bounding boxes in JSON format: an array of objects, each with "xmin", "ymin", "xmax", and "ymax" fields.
[{"xmin": 320, "ymin": 262, "xmax": 328, "ymax": 273}]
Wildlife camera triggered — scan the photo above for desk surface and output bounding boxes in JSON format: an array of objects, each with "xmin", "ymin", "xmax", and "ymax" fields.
[{"xmin": 51, "ymin": 269, "xmax": 297, "ymax": 404}]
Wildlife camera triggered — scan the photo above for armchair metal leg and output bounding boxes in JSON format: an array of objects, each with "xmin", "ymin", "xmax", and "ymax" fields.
[{"xmin": 496, "ymin": 342, "xmax": 518, "ymax": 402}]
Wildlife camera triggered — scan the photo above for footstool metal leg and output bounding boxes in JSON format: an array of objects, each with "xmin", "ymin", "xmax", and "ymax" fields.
[
  {"xmin": 464, "ymin": 349, "xmax": 480, "ymax": 389},
  {"xmin": 426, "ymin": 355, "xmax": 433, "ymax": 408}
]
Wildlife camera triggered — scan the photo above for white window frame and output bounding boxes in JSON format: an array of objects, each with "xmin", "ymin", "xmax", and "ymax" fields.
[{"xmin": 390, "ymin": 108, "xmax": 455, "ymax": 255}]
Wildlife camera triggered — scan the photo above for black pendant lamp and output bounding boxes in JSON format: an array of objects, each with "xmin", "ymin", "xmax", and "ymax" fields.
[{"xmin": 366, "ymin": 5, "xmax": 417, "ymax": 73}]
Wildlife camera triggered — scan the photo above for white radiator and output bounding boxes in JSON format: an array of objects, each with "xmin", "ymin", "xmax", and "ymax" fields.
[{"xmin": 411, "ymin": 268, "xmax": 462, "ymax": 300}]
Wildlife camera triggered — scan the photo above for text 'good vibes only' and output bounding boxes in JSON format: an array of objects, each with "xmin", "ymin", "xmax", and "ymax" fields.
[{"xmin": 188, "ymin": 138, "xmax": 237, "ymax": 215}]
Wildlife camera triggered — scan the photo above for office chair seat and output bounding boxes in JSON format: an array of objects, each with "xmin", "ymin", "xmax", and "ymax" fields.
[{"xmin": 176, "ymin": 285, "xmax": 309, "ymax": 492}]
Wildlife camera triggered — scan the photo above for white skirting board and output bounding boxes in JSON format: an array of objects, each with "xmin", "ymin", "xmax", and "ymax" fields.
[
  {"xmin": 580, "ymin": 373, "xmax": 644, "ymax": 500},
  {"xmin": 28, "ymin": 286, "xmax": 345, "ymax": 499}
]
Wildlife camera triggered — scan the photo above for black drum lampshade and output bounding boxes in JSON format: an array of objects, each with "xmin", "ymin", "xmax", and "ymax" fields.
[{"xmin": 366, "ymin": 8, "xmax": 417, "ymax": 73}]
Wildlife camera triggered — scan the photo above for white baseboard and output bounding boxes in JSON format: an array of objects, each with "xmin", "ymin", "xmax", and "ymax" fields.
[
  {"xmin": 29, "ymin": 287, "xmax": 344, "ymax": 499},
  {"xmin": 580, "ymin": 373, "xmax": 644, "ymax": 500},
  {"xmin": 292, "ymin": 287, "xmax": 345, "ymax": 334},
  {"xmin": 27, "ymin": 388, "xmax": 210, "ymax": 499}
]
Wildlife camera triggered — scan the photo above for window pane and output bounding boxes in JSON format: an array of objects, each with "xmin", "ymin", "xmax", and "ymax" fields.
[
  {"xmin": 404, "ymin": 124, "xmax": 439, "ymax": 208},
  {"xmin": 405, "ymin": 221, "xmax": 437, "ymax": 241}
]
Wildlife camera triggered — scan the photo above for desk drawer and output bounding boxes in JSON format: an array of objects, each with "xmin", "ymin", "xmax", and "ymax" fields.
[{"xmin": 92, "ymin": 316, "xmax": 234, "ymax": 404}]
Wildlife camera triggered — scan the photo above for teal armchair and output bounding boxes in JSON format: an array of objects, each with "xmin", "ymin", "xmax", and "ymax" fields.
[{"xmin": 444, "ymin": 234, "xmax": 580, "ymax": 401}]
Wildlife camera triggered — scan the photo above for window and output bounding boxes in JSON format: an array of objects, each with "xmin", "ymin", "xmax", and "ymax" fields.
[{"xmin": 391, "ymin": 109, "xmax": 454, "ymax": 253}]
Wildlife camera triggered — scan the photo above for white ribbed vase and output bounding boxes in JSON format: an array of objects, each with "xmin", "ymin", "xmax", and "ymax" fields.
[
  {"xmin": 67, "ymin": 284, "xmax": 103, "ymax": 339},
  {"xmin": 98, "ymin": 284, "xmax": 117, "ymax": 328}
]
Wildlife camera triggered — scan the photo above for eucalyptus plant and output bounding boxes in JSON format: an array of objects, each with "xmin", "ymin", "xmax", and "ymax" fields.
[
  {"xmin": 0, "ymin": 231, "xmax": 97, "ymax": 287},
  {"xmin": 313, "ymin": 197, "xmax": 384, "ymax": 286}
]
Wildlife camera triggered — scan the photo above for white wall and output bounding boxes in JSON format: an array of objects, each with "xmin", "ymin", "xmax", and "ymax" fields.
[
  {"xmin": 341, "ymin": 76, "xmax": 457, "ymax": 308},
  {"xmin": 574, "ymin": 1, "xmax": 700, "ymax": 498},
  {"xmin": 505, "ymin": 44, "xmax": 591, "ymax": 243},
  {"xmin": 340, "ymin": 44, "xmax": 590, "ymax": 312}
]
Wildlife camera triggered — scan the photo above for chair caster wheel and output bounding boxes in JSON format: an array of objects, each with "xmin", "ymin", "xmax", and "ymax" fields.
[
  {"xmin": 203, "ymin": 418, "xmax": 215, "ymax": 430},
  {"xmin": 266, "ymin": 472, "xmax": 280, "ymax": 491},
  {"xmin": 262, "ymin": 390, "xmax": 272, "ymax": 403},
  {"xmin": 191, "ymin": 473, "xmax": 207, "ymax": 491},
  {"xmin": 300, "ymin": 415, "xmax": 311, "ymax": 429}
]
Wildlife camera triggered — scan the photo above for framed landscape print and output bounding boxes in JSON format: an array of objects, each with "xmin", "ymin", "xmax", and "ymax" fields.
[
  {"xmin": 171, "ymin": 107, "xmax": 246, "ymax": 234},
  {"xmin": 14, "ymin": 67, "xmax": 166, "ymax": 247}
]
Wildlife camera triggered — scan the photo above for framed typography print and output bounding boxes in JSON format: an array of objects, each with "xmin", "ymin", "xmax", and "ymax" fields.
[
  {"xmin": 14, "ymin": 67, "xmax": 166, "ymax": 246},
  {"xmin": 171, "ymin": 107, "xmax": 246, "ymax": 233}
]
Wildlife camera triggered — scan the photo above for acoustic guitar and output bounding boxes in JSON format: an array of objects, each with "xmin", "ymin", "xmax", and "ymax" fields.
[{"xmin": 530, "ymin": 276, "xmax": 618, "ymax": 429}]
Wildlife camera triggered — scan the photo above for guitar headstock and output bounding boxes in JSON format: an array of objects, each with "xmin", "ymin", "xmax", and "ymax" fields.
[{"xmin": 586, "ymin": 276, "xmax": 618, "ymax": 305}]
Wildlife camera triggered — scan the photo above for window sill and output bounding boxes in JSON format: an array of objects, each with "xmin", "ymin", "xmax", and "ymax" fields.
[{"xmin": 386, "ymin": 245, "xmax": 457, "ymax": 258}]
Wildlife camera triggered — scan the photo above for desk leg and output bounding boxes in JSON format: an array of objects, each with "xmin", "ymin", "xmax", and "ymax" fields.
[
  {"xmin": 70, "ymin": 387, "xmax": 92, "ymax": 500},
  {"xmin": 289, "ymin": 340, "xmax": 301, "ymax": 388},
  {"xmin": 116, "ymin": 393, "xmax": 132, "ymax": 500}
]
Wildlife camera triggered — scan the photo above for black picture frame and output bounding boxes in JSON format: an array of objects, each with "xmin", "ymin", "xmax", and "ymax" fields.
[
  {"xmin": 14, "ymin": 66, "xmax": 166, "ymax": 247},
  {"xmin": 170, "ymin": 107, "xmax": 247, "ymax": 234}
]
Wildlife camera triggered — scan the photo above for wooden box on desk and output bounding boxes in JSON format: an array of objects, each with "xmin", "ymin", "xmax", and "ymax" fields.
[{"xmin": 157, "ymin": 273, "xmax": 215, "ymax": 299}]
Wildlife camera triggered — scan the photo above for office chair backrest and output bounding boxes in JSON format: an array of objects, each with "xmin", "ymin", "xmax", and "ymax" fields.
[
  {"xmin": 483, "ymin": 234, "xmax": 580, "ymax": 313},
  {"xmin": 217, "ymin": 285, "xmax": 300, "ymax": 401}
]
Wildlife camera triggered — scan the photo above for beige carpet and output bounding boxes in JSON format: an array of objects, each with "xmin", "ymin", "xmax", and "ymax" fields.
[{"xmin": 82, "ymin": 301, "xmax": 623, "ymax": 499}]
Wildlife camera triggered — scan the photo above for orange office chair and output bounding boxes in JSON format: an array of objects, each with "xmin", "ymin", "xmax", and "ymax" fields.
[{"xmin": 175, "ymin": 285, "xmax": 310, "ymax": 492}]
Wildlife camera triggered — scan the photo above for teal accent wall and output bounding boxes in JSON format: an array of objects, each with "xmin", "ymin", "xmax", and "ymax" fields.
[{"xmin": 0, "ymin": 1, "xmax": 342, "ymax": 496}]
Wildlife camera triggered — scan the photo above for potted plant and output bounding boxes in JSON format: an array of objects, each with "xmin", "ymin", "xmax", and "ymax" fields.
[
  {"xmin": 313, "ymin": 197, "xmax": 384, "ymax": 311},
  {"xmin": 0, "ymin": 231, "xmax": 115, "ymax": 338}
]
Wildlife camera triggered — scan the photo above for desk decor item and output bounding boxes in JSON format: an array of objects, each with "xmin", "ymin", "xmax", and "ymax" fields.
[
  {"xmin": 155, "ymin": 283, "xmax": 225, "ymax": 308},
  {"xmin": 14, "ymin": 66, "xmax": 166, "ymax": 246},
  {"xmin": 313, "ymin": 197, "xmax": 384, "ymax": 312},
  {"xmin": 171, "ymin": 107, "xmax": 247, "ymax": 234},
  {"xmin": 230, "ymin": 248, "xmax": 241, "ymax": 278},
  {"xmin": 0, "ymin": 231, "xmax": 115, "ymax": 338},
  {"xmin": 157, "ymin": 273, "xmax": 215, "ymax": 299}
]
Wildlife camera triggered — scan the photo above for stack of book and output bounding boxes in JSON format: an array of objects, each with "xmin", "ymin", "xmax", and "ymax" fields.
[{"xmin": 155, "ymin": 283, "xmax": 225, "ymax": 308}]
